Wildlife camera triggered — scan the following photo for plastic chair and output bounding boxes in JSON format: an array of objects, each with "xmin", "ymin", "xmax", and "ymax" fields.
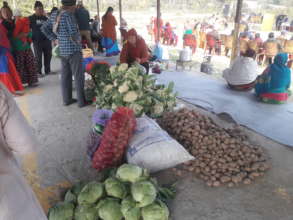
[{"xmin": 262, "ymin": 42, "xmax": 278, "ymax": 66}]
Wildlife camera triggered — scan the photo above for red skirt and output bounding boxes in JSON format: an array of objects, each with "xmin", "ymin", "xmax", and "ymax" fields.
[{"xmin": 0, "ymin": 51, "xmax": 24, "ymax": 94}]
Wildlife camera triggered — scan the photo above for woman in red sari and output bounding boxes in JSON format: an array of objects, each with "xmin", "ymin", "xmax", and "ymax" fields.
[
  {"xmin": 0, "ymin": 23, "xmax": 24, "ymax": 94},
  {"xmin": 120, "ymin": 29, "xmax": 149, "ymax": 74}
]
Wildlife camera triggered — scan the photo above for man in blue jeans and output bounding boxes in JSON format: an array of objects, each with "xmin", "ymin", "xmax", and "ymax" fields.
[{"xmin": 41, "ymin": 0, "xmax": 87, "ymax": 107}]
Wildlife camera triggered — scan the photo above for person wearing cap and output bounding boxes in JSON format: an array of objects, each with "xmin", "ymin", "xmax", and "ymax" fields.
[
  {"xmin": 120, "ymin": 28, "xmax": 150, "ymax": 73},
  {"xmin": 29, "ymin": 1, "xmax": 53, "ymax": 76},
  {"xmin": 41, "ymin": 0, "xmax": 87, "ymax": 107},
  {"xmin": 75, "ymin": 0, "xmax": 94, "ymax": 52}
]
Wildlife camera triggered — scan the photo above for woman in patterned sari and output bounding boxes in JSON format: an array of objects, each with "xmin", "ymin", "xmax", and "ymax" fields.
[
  {"xmin": 101, "ymin": 7, "xmax": 120, "ymax": 57},
  {"xmin": 255, "ymin": 53, "xmax": 291, "ymax": 104},
  {"xmin": 12, "ymin": 10, "xmax": 39, "ymax": 86}
]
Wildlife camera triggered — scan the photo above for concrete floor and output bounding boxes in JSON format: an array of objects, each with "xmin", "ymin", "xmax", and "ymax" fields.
[{"xmin": 15, "ymin": 59, "xmax": 293, "ymax": 219}]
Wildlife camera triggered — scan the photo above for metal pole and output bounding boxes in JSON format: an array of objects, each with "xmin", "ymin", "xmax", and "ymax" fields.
[
  {"xmin": 96, "ymin": 0, "xmax": 100, "ymax": 20},
  {"xmin": 230, "ymin": 0, "xmax": 243, "ymax": 64},
  {"xmin": 157, "ymin": 0, "xmax": 161, "ymax": 43},
  {"xmin": 119, "ymin": 0, "xmax": 122, "ymax": 26}
]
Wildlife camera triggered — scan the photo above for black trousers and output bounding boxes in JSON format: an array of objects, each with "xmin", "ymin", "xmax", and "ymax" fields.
[{"xmin": 33, "ymin": 40, "xmax": 52, "ymax": 75}]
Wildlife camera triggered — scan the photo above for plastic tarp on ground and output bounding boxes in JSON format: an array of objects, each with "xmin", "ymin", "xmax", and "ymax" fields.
[{"xmin": 156, "ymin": 71, "xmax": 293, "ymax": 147}]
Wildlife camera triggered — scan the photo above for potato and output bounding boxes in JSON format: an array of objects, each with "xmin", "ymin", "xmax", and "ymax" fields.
[{"xmin": 159, "ymin": 109, "xmax": 269, "ymax": 188}]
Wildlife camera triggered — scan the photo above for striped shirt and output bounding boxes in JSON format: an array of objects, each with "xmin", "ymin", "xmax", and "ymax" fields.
[{"xmin": 41, "ymin": 10, "xmax": 81, "ymax": 57}]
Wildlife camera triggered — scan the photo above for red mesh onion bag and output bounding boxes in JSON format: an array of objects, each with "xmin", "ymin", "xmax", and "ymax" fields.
[{"xmin": 92, "ymin": 107, "xmax": 136, "ymax": 171}]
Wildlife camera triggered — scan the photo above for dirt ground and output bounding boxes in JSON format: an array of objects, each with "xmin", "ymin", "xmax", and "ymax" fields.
[{"xmin": 14, "ymin": 54, "xmax": 293, "ymax": 219}]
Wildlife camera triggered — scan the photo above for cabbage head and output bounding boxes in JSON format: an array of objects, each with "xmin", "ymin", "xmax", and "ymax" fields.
[
  {"xmin": 64, "ymin": 189, "xmax": 76, "ymax": 204},
  {"xmin": 74, "ymin": 204, "xmax": 99, "ymax": 220},
  {"xmin": 141, "ymin": 200, "xmax": 169, "ymax": 220},
  {"xmin": 97, "ymin": 198, "xmax": 123, "ymax": 220},
  {"xmin": 116, "ymin": 164, "xmax": 147, "ymax": 183},
  {"xmin": 105, "ymin": 177, "xmax": 128, "ymax": 199},
  {"xmin": 48, "ymin": 202, "xmax": 74, "ymax": 220},
  {"xmin": 121, "ymin": 196, "xmax": 141, "ymax": 220},
  {"xmin": 77, "ymin": 181, "xmax": 104, "ymax": 205},
  {"xmin": 72, "ymin": 182, "xmax": 86, "ymax": 195},
  {"xmin": 131, "ymin": 181, "xmax": 157, "ymax": 207}
]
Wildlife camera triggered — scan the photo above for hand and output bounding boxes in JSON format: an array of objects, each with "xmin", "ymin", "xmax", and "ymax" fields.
[
  {"xmin": 53, "ymin": 39, "xmax": 58, "ymax": 46},
  {"xmin": 136, "ymin": 58, "xmax": 141, "ymax": 63}
]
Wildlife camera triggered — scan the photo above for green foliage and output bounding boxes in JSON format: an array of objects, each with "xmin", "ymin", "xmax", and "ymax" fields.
[
  {"xmin": 90, "ymin": 63, "xmax": 177, "ymax": 117},
  {"xmin": 48, "ymin": 202, "xmax": 75, "ymax": 220}
]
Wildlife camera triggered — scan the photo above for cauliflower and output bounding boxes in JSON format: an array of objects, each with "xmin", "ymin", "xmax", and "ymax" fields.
[
  {"xmin": 118, "ymin": 82, "xmax": 129, "ymax": 94},
  {"xmin": 118, "ymin": 63, "xmax": 129, "ymax": 72},
  {"xmin": 105, "ymin": 85, "xmax": 113, "ymax": 92},
  {"xmin": 153, "ymin": 104, "xmax": 164, "ymax": 115},
  {"xmin": 129, "ymin": 103, "xmax": 143, "ymax": 115},
  {"xmin": 123, "ymin": 91, "xmax": 138, "ymax": 102},
  {"xmin": 110, "ymin": 66, "xmax": 117, "ymax": 74}
]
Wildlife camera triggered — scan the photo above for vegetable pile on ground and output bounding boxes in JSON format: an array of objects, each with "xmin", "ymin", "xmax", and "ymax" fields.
[
  {"xmin": 158, "ymin": 108, "xmax": 270, "ymax": 187},
  {"xmin": 48, "ymin": 164, "xmax": 175, "ymax": 220},
  {"xmin": 87, "ymin": 62, "xmax": 177, "ymax": 117}
]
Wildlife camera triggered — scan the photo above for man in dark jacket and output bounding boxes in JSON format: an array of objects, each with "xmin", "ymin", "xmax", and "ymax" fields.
[
  {"xmin": 75, "ymin": 0, "xmax": 94, "ymax": 51},
  {"xmin": 29, "ymin": 1, "xmax": 52, "ymax": 76}
]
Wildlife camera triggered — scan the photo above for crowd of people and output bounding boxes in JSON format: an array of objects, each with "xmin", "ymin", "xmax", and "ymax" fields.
[{"xmin": 0, "ymin": 0, "xmax": 292, "ymax": 104}]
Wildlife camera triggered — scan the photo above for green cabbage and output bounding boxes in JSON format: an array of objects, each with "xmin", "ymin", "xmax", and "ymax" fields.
[
  {"xmin": 74, "ymin": 204, "xmax": 99, "ymax": 220},
  {"xmin": 48, "ymin": 202, "xmax": 74, "ymax": 220},
  {"xmin": 72, "ymin": 182, "xmax": 86, "ymax": 195},
  {"xmin": 121, "ymin": 196, "xmax": 141, "ymax": 220},
  {"xmin": 116, "ymin": 164, "xmax": 145, "ymax": 183},
  {"xmin": 141, "ymin": 200, "xmax": 169, "ymax": 220},
  {"xmin": 131, "ymin": 181, "xmax": 157, "ymax": 207},
  {"xmin": 98, "ymin": 198, "xmax": 123, "ymax": 220},
  {"xmin": 77, "ymin": 181, "xmax": 104, "ymax": 205},
  {"xmin": 105, "ymin": 177, "xmax": 128, "ymax": 199},
  {"xmin": 64, "ymin": 189, "xmax": 76, "ymax": 204}
]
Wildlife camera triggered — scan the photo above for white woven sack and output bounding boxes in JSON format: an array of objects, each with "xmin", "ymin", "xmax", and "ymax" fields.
[{"xmin": 127, "ymin": 116, "xmax": 194, "ymax": 173}]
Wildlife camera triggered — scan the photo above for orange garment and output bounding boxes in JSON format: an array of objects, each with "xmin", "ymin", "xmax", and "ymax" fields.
[
  {"xmin": 153, "ymin": 18, "xmax": 163, "ymax": 42},
  {"xmin": 120, "ymin": 29, "xmax": 149, "ymax": 64},
  {"xmin": 101, "ymin": 14, "xmax": 117, "ymax": 41},
  {"xmin": 13, "ymin": 17, "xmax": 32, "ymax": 44}
]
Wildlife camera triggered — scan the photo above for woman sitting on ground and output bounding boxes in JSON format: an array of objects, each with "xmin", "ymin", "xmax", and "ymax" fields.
[
  {"xmin": 120, "ymin": 28, "xmax": 150, "ymax": 74},
  {"xmin": 255, "ymin": 53, "xmax": 291, "ymax": 104},
  {"xmin": 223, "ymin": 49, "xmax": 259, "ymax": 91}
]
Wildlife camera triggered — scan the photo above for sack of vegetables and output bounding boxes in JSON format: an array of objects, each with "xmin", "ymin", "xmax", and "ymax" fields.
[
  {"xmin": 48, "ymin": 164, "xmax": 175, "ymax": 220},
  {"xmin": 86, "ymin": 109, "xmax": 113, "ymax": 160},
  {"xmin": 92, "ymin": 107, "xmax": 136, "ymax": 171}
]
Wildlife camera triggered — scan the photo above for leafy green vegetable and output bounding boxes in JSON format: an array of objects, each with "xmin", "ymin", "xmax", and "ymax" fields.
[
  {"xmin": 48, "ymin": 202, "xmax": 74, "ymax": 220},
  {"xmin": 116, "ymin": 164, "xmax": 144, "ymax": 183},
  {"xmin": 98, "ymin": 198, "xmax": 123, "ymax": 220},
  {"xmin": 74, "ymin": 204, "xmax": 99, "ymax": 220},
  {"xmin": 64, "ymin": 189, "xmax": 76, "ymax": 204},
  {"xmin": 131, "ymin": 181, "xmax": 157, "ymax": 207},
  {"xmin": 71, "ymin": 182, "xmax": 86, "ymax": 196},
  {"xmin": 105, "ymin": 177, "xmax": 128, "ymax": 199},
  {"xmin": 121, "ymin": 196, "xmax": 141, "ymax": 220},
  {"xmin": 77, "ymin": 181, "xmax": 104, "ymax": 205},
  {"xmin": 91, "ymin": 63, "xmax": 177, "ymax": 117},
  {"xmin": 141, "ymin": 200, "xmax": 169, "ymax": 220}
]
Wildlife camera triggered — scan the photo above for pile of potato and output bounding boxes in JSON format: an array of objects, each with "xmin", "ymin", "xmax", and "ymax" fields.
[{"xmin": 158, "ymin": 108, "xmax": 270, "ymax": 187}]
